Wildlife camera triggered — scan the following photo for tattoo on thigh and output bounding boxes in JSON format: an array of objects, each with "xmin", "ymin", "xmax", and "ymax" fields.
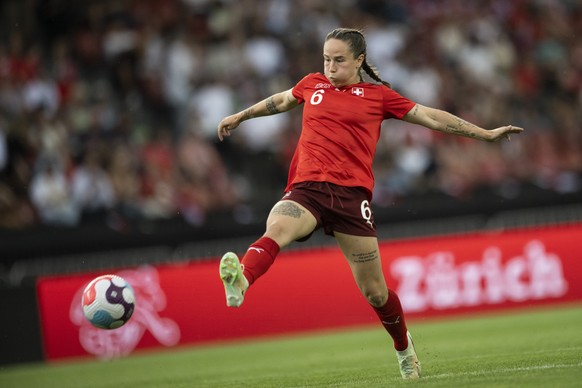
[
  {"xmin": 272, "ymin": 202, "xmax": 304, "ymax": 219},
  {"xmin": 351, "ymin": 250, "xmax": 378, "ymax": 263}
]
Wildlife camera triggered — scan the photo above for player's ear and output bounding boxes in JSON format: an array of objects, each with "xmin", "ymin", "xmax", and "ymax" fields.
[{"xmin": 356, "ymin": 53, "xmax": 365, "ymax": 68}]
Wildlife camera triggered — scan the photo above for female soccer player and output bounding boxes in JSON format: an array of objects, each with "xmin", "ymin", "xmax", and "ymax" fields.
[{"xmin": 216, "ymin": 27, "xmax": 523, "ymax": 379}]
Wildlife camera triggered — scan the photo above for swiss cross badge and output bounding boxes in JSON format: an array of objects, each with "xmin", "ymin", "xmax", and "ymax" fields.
[{"xmin": 351, "ymin": 87, "xmax": 364, "ymax": 97}]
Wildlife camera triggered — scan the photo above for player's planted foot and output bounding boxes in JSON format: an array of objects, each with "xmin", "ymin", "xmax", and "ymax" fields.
[
  {"xmin": 219, "ymin": 252, "xmax": 249, "ymax": 307},
  {"xmin": 396, "ymin": 331, "xmax": 421, "ymax": 379}
]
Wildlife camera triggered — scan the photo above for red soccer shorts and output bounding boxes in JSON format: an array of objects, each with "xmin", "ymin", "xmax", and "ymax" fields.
[{"xmin": 281, "ymin": 181, "xmax": 377, "ymax": 241}]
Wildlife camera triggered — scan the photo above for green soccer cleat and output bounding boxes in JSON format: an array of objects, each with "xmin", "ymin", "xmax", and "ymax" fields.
[
  {"xmin": 396, "ymin": 331, "xmax": 421, "ymax": 379},
  {"xmin": 219, "ymin": 252, "xmax": 249, "ymax": 307}
]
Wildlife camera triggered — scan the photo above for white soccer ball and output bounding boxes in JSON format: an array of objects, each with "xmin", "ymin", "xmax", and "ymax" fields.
[{"xmin": 81, "ymin": 274, "xmax": 136, "ymax": 330}]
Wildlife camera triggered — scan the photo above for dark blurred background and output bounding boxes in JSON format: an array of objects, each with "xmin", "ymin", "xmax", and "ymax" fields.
[{"xmin": 1, "ymin": 0, "xmax": 581, "ymax": 286}]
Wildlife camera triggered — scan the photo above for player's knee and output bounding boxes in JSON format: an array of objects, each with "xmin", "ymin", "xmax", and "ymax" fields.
[
  {"xmin": 365, "ymin": 290, "xmax": 388, "ymax": 307},
  {"xmin": 265, "ymin": 220, "xmax": 284, "ymax": 238},
  {"xmin": 264, "ymin": 221, "xmax": 292, "ymax": 247},
  {"xmin": 265, "ymin": 217, "xmax": 311, "ymax": 248}
]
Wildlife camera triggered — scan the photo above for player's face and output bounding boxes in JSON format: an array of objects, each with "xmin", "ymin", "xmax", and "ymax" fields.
[{"xmin": 323, "ymin": 39, "xmax": 364, "ymax": 87}]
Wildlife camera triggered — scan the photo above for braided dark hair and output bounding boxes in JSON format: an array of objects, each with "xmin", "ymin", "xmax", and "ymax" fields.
[{"xmin": 325, "ymin": 28, "xmax": 392, "ymax": 88}]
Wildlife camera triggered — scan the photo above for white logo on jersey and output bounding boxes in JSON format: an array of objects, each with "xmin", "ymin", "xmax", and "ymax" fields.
[
  {"xmin": 352, "ymin": 87, "xmax": 364, "ymax": 97},
  {"xmin": 314, "ymin": 83, "xmax": 332, "ymax": 89}
]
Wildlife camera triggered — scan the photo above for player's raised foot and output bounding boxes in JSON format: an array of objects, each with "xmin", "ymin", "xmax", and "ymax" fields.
[
  {"xmin": 219, "ymin": 252, "xmax": 249, "ymax": 307},
  {"xmin": 396, "ymin": 331, "xmax": 421, "ymax": 379}
]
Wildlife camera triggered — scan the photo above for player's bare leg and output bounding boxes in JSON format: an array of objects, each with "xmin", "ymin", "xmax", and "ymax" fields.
[
  {"xmin": 263, "ymin": 200, "xmax": 318, "ymax": 248},
  {"xmin": 220, "ymin": 200, "xmax": 316, "ymax": 307},
  {"xmin": 335, "ymin": 232, "xmax": 421, "ymax": 379}
]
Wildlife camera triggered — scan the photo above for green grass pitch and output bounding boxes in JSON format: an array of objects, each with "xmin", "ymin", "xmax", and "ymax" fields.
[{"xmin": 1, "ymin": 304, "xmax": 581, "ymax": 387}]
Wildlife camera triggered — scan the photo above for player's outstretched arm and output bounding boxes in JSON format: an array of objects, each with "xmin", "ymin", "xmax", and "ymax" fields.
[
  {"xmin": 403, "ymin": 104, "xmax": 524, "ymax": 142},
  {"xmin": 217, "ymin": 88, "xmax": 298, "ymax": 141}
]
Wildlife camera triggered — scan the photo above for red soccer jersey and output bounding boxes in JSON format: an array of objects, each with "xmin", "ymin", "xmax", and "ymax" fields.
[{"xmin": 287, "ymin": 72, "xmax": 416, "ymax": 196}]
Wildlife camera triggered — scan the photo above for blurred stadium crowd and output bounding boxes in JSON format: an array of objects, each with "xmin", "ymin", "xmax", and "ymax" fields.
[{"xmin": 0, "ymin": 0, "xmax": 581, "ymax": 231}]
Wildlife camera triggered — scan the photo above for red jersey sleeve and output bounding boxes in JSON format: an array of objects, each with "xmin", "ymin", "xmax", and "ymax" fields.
[
  {"xmin": 292, "ymin": 73, "xmax": 316, "ymax": 104},
  {"xmin": 381, "ymin": 87, "xmax": 416, "ymax": 120}
]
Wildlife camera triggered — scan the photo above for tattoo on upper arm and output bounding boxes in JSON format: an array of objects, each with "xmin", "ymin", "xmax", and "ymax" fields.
[
  {"xmin": 351, "ymin": 250, "xmax": 378, "ymax": 263},
  {"xmin": 272, "ymin": 201, "xmax": 304, "ymax": 219},
  {"xmin": 412, "ymin": 105, "xmax": 419, "ymax": 116},
  {"xmin": 266, "ymin": 96, "xmax": 280, "ymax": 114}
]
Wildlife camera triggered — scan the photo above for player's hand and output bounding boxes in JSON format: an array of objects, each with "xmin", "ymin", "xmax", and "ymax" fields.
[
  {"xmin": 217, "ymin": 114, "xmax": 241, "ymax": 141},
  {"xmin": 488, "ymin": 125, "xmax": 524, "ymax": 142}
]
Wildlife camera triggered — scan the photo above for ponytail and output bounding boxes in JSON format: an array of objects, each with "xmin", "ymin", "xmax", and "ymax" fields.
[{"xmin": 361, "ymin": 60, "xmax": 392, "ymax": 89}]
